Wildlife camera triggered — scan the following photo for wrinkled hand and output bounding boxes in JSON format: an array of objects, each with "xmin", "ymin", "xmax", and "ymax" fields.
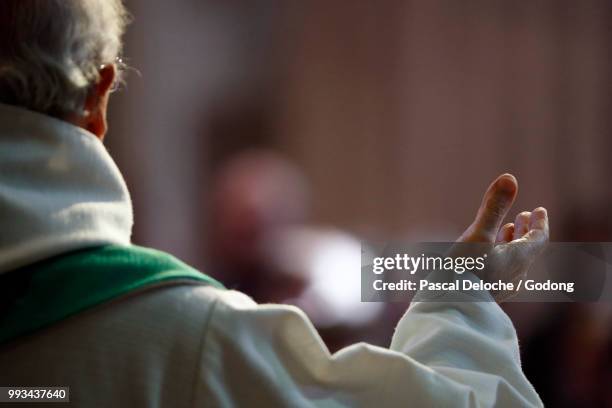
[{"xmin": 458, "ymin": 174, "xmax": 549, "ymax": 302}]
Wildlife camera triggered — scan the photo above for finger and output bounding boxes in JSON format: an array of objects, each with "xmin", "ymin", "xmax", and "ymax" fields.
[
  {"xmin": 529, "ymin": 207, "xmax": 548, "ymax": 231},
  {"xmin": 496, "ymin": 223, "xmax": 515, "ymax": 244},
  {"xmin": 526, "ymin": 207, "xmax": 549, "ymax": 242},
  {"xmin": 513, "ymin": 211, "xmax": 531, "ymax": 240},
  {"xmin": 512, "ymin": 208, "xmax": 549, "ymax": 255},
  {"xmin": 473, "ymin": 174, "xmax": 518, "ymax": 242}
]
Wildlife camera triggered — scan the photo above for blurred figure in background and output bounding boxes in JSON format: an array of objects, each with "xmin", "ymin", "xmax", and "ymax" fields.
[
  {"xmin": 208, "ymin": 149, "xmax": 310, "ymax": 303},
  {"xmin": 208, "ymin": 149, "xmax": 386, "ymax": 351}
]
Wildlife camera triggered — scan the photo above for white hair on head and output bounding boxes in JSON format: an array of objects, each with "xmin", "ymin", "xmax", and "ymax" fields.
[{"xmin": 0, "ymin": 0, "xmax": 129, "ymax": 118}]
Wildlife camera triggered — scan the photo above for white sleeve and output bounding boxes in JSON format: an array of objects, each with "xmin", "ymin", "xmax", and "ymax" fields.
[{"xmin": 195, "ymin": 289, "xmax": 542, "ymax": 407}]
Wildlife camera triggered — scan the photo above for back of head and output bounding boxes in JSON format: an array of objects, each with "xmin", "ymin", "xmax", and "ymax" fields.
[{"xmin": 0, "ymin": 0, "xmax": 128, "ymax": 119}]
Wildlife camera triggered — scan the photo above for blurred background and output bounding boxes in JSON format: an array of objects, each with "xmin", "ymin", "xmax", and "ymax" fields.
[{"xmin": 107, "ymin": 1, "xmax": 612, "ymax": 406}]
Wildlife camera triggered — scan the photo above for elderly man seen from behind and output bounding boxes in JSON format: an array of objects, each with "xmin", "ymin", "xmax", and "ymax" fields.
[{"xmin": 0, "ymin": 1, "xmax": 547, "ymax": 407}]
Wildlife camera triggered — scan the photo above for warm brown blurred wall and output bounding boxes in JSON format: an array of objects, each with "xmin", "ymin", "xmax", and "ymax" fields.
[
  {"xmin": 279, "ymin": 0, "xmax": 612, "ymax": 240},
  {"xmin": 108, "ymin": 0, "xmax": 612, "ymax": 266}
]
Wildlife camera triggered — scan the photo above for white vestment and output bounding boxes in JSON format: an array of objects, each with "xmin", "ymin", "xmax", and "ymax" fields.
[{"xmin": 0, "ymin": 103, "xmax": 542, "ymax": 407}]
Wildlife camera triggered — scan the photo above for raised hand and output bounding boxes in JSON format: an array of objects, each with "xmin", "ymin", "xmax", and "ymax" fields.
[{"xmin": 458, "ymin": 174, "xmax": 549, "ymax": 302}]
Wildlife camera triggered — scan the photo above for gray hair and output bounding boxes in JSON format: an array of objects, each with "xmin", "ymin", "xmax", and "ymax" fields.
[{"xmin": 0, "ymin": 0, "xmax": 129, "ymax": 118}]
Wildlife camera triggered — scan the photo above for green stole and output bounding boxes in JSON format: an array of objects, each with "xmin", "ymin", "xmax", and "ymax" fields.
[{"xmin": 0, "ymin": 245, "xmax": 224, "ymax": 345}]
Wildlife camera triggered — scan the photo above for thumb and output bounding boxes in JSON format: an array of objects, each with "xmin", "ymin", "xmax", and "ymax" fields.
[{"xmin": 472, "ymin": 174, "xmax": 518, "ymax": 242}]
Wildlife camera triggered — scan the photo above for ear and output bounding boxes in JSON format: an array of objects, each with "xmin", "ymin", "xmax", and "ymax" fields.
[{"xmin": 82, "ymin": 64, "xmax": 116, "ymax": 140}]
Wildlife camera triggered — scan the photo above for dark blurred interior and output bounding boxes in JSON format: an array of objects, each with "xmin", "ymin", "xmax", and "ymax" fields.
[{"xmin": 106, "ymin": 1, "xmax": 612, "ymax": 406}]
